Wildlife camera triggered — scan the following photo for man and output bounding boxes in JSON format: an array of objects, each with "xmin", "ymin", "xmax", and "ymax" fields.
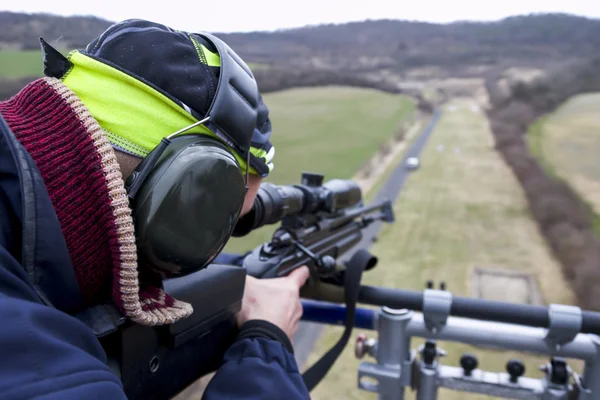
[{"xmin": 0, "ymin": 19, "xmax": 311, "ymax": 399}]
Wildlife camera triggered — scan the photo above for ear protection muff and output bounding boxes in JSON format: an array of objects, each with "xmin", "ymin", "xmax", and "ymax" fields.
[
  {"xmin": 124, "ymin": 32, "xmax": 260, "ymax": 277},
  {"xmin": 130, "ymin": 135, "xmax": 246, "ymax": 276}
]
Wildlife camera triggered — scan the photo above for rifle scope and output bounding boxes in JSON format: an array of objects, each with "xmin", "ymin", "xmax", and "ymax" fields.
[{"xmin": 232, "ymin": 172, "xmax": 362, "ymax": 237}]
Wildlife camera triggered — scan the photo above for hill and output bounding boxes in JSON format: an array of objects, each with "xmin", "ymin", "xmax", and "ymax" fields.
[
  {"xmin": 218, "ymin": 14, "xmax": 600, "ymax": 76},
  {"xmin": 2, "ymin": 11, "xmax": 600, "ymax": 81},
  {"xmin": 0, "ymin": 12, "xmax": 110, "ymax": 50}
]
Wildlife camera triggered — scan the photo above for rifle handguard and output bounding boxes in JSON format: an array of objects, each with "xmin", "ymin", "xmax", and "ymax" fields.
[{"xmin": 301, "ymin": 281, "xmax": 346, "ymax": 304}]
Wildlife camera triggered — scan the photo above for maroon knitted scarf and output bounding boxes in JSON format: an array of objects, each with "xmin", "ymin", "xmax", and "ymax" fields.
[{"xmin": 0, "ymin": 77, "xmax": 192, "ymax": 326}]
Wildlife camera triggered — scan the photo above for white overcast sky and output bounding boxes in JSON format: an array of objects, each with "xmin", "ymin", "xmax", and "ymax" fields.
[{"xmin": 2, "ymin": 0, "xmax": 600, "ymax": 33}]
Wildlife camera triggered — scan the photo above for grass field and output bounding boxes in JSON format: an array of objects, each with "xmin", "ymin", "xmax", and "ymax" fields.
[
  {"xmin": 0, "ymin": 50, "xmax": 46, "ymax": 78},
  {"xmin": 527, "ymin": 93, "xmax": 600, "ymax": 229},
  {"xmin": 305, "ymin": 99, "xmax": 578, "ymax": 400},
  {"xmin": 223, "ymin": 86, "xmax": 416, "ymax": 253}
]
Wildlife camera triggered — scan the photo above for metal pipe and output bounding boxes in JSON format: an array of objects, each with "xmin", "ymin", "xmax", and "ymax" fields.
[
  {"xmin": 358, "ymin": 286, "xmax": 600, "ymax": 335},
  {"xmin": 301, "ymin": 300, "xmax": 376, "ymax": 329},
  {"xmin": 300, "ymin": 301, "xmax": 598, "ymax": 361},
  {"xmin": 407, "ymin": 314, "xmax": 597, "ymax": 362}
]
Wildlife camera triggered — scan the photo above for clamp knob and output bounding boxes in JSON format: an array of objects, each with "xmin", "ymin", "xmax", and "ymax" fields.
[
  {"xmin": 355, "ymin": 333, "xmax": 376, "ymax": 359},
  {"xmin": 422, "ymin": 341, "xmax": 437, "ymax": 365},
  {"xmin": 316, "ymin": 255, "xmax": 336, "ymax": 276},
  {"xmin": 460, "ymin": 353, "xmax": 478, "ymax": 376},
  {"xmin": 506, "ymin": 359, "xmax": 526, "ymax": 383}
]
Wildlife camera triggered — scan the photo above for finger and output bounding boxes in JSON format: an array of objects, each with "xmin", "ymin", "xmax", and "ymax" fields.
[{"xmin": 287, "ymin": 266, "xmax": 310, "ymax": 288}]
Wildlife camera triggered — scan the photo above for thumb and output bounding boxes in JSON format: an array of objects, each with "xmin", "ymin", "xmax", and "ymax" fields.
[{"xmin": 287, "ymin": 266, "xmax": 310, "ymax": 288}]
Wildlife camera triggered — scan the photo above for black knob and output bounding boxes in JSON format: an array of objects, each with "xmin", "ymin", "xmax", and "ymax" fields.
[
  {"xmin": 422, "ymin": 341, "xmax": 437, "ymax": 365},
  {"xmin": 506, "ymin": 359, "xmax": 525, "ymax": 383},
  {"xmin": 426, "ymin": 280, "xmax": 434, "ymax": 289},
  {"xmin": 549, "ymin": 357, "xmax": 569, "ymax": 385},
  {"xmin": 460, "ymin": 353, "xmax": 478, "ymax": 376},
  {"xmin": 317, "ymin": 255, "xmax": 336, "ymax": 275},
  {"xmin": 301, "ymin": 172, "xmax": 324, "ymax": 187}
]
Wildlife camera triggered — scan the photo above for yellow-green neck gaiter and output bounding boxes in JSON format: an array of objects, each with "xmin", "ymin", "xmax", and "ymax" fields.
[{"xmin": 62, "ymin": 50, "xmax": 256, "ymax": 174}]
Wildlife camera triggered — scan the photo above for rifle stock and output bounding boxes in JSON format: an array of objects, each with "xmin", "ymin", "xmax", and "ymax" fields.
[{"xmin": 100, "ymin": 264, "xmax": 245, "ymax": 400}]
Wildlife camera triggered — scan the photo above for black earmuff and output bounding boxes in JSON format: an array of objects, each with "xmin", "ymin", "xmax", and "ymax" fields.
[
  {"xmin": 124, "ymin": 32, "xmax": 261, "ymax": 277},
  {"xmin": 131, "ymin": 135, "xmax": 246, "ymax": 276}
]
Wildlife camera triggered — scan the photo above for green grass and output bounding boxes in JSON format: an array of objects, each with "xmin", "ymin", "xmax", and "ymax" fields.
[
  {"xmin": 223, "ymin": 86, "xmax": 416, "ymax": 253},
  {"xmin": 526, "ymin": 93, "xmax": 600, "ymax": 234},
  {"xmin": 0, "ymin": 50, "xmax": 46, "ymax": 79},
  {"xmin": 305, "ymin": 99, "xmax": 579, "ymax": 400}
]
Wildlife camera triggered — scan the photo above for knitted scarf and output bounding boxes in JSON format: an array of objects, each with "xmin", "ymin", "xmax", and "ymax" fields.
[{"xmin": 0, "ymin": 77, "xmax": 193, "ymax": 326}]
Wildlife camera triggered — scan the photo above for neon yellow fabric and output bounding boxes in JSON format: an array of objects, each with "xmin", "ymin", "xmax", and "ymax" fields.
[
  {"xmin": 189, "ymin": 36, "xmax": 221, "ymax": 67},
  {"xmin": 200, "ymin": 43, "xmax": 221, "ymax": 67},
  {"xmin": 61, "ymin": 50, "xmax": 262, "ymax": 174}
]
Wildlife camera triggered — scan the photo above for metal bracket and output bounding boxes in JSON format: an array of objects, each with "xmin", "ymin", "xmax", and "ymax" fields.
[
  {"xmin": 572, "ymin": 372, "xmax": 593, "ymax": 400},
  {"xmin": 422, "ymin": 289, "xmax": 452, "ymax": 334},
  {"xmin": 358, "ymin": 363, "xmax": 402, "ymax": 396},
  {"xmin": 545, "ymin": 304, "xmax": 582, "ymax": 350}
]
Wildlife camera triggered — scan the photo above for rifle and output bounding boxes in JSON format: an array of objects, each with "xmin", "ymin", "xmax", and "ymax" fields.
[
  {"xmin": 235, "ymin": 172, "xmax": 600, "ymax": 398},
  {"xmin": 97, "ymin": 172, "xmax": 393, "ymax": 400},
  {"xmin": 235, "ymin": 171, "xmax": 394, "ymax": 279}
]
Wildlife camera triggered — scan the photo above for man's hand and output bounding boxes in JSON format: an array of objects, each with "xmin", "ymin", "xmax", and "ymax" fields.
[{"xmin": 236, "ymin": 266, "xmax": 310, "ymax": 340}]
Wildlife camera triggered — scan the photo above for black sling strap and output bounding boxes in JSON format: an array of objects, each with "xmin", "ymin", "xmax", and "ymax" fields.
[{"xmin": 301, "ymin": 248, "xmax": 375, "ymax": 391}]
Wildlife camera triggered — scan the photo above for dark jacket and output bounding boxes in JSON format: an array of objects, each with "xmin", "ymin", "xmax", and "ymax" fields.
[{"xmin": 0, "ymin": 114, "xmax": 310, "ymax": 400}]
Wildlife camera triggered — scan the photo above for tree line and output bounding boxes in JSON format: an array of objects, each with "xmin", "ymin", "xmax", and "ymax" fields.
[{"xmin": 485, "ymin": 57, "xmax": 600, "ymax": 310}]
